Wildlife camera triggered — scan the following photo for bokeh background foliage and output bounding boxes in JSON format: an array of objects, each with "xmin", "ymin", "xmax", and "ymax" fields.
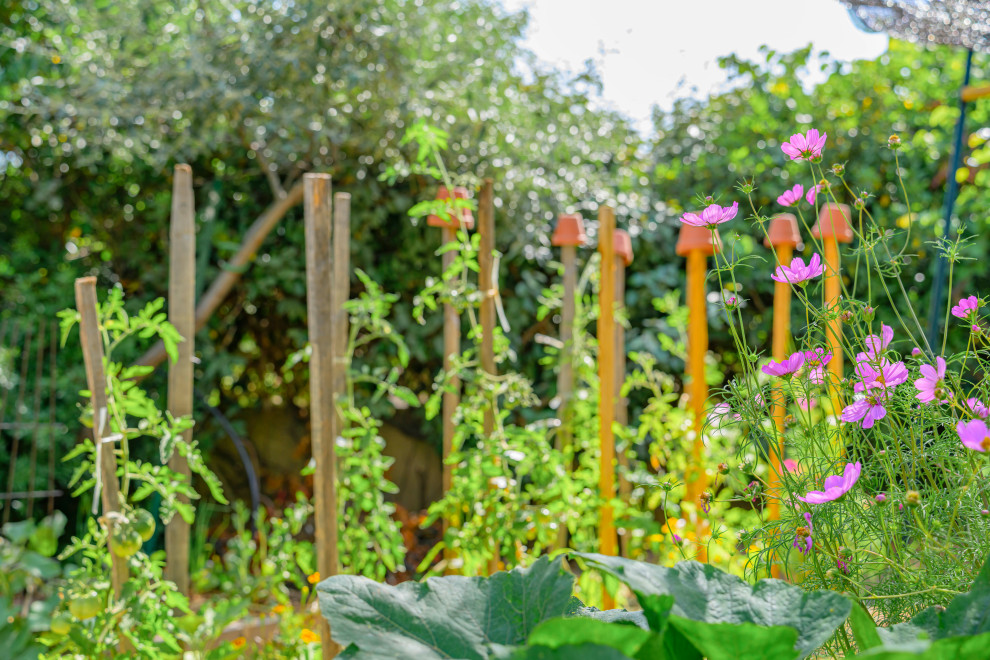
[{"xmin": 4, "ymin": 1, "xmax": 990, "ymax": 513}]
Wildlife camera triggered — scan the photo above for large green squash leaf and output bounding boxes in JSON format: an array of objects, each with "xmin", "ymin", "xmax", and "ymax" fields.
[
  {"xmin": 852, "ymin": 631, "xmax": 990, "ymax": 659},
  {"xmin": 526, "ymin": 617, "xmax": 654, "ymax": 657},
  {"xmin": 575, "ymin": 553, "xmax": 851, "ymax": 660},
  {"xmin": 670, "ymin": 620, "xmax": 800, "ymax": 660},
  {"xmin": 317, "ymin": 556, "xmax": 575, "ymax": 659}
]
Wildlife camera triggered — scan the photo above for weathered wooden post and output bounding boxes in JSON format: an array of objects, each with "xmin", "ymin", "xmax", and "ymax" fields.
[
  {"xmin": 427, "ymin": 185, "xmax": 474, "ymax": 571},
  {"xmin": 75, "ymin": 277, "xmax": 128, "ymax": 597},
  {"xmin": 165, "ymin": 163, "xmax": 195, "ymax": 596},
  {"xmin": 303, "ymin": 174, "xmax": 340, "ymax": 658},
  {"xmin": 612, "ymin": 228, "xmax": 633, "ymax": 557},
  {"xmin": 598, "ymin": 205, "xmax": 617, "ymax": 606},
  {"xmin": 676, "ymin": 223, "xmax": 721, "ymax": 560},
  {"xmin": 551, "ymin": 213, "xmax": 586, "ymax": 552},
  {"xmin": 477, "ymin": 178, "xmax": 500, "ymax": 574},
  {"xmin": 812, "ymin": 203, "xmax": 852, "ymax": 416},
  {"xmin": 330, "ymin": 191, "xmax": 351, "ymax": 488},
  {"xmin": 765, "ymin": 214, "xmax": 801, "ymax": 578}
]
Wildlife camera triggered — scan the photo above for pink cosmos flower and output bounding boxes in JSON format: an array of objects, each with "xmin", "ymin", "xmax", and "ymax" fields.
[
  {"xmin": 771, "ymin": 253, "xmax": 825, "ymax": 285},
  {"xmin": 781, "ymin": 129, "xmax": 828, "ymax": 162},
  {"xmin": 680, "ymin": 202, "xmax": 739, "ymax": 228},
  {"xmin": 859, "ymin": 324, "xmax": 895, "ymax": 360},
  {"xmin": 914, "ymin": 357, "xmax": 951, "ymax": 403},
  {"xmin": 803, "ymin": 348, "xmax": 832, "ymax": 384},
  {"xmin": 711, "ymin": 402, "xmax": 742, "ymax": 423},
  {"xmin": 806, "ymin": 184, "xmax": 823, "ymax": 205},
  {"xmin": 777, "ymin": 184, "xmax": 804, "ymax": 207},
  {"xmin": 796, "ymin": 461, "xmax": 862, "ymax": 503},
  {"xmin": 951, "ymin": 295, "xmax": 979, "ymax": 320},
  {"xmin": 796, "ymin": 397, "xmax": 817, "ymax": 411},
  {"xmin": 966, "ymin": 398, "xmax": 989, "ymax": 419},
  {"xmin": 793, "ymin": 511, "xmax": 813, "ymax": 555},
  {"xmin": 783, "ymin": 458, "xmax": 800, "ymax": 474},
  {"xmin": 762, "ymin": 352, "xmax": 805, "ymax": 378},
  {"xmin": 841, "ymin": 389, "xmax": 888, "ymax": 429},
  {"xmin": 853, "ymin": 359, "xmax": 909, "ymax": 393},
  {"xmin": 956, "ymin": 418, "xmax": 990, "ymax": 452}
]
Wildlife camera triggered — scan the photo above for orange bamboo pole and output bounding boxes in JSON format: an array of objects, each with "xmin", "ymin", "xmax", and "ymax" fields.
[
  {"xmin": 598, "ymin": 206, "xmax": 617, "ymax": 608},
  {"xmin": 613, "ymin": 229, "xmax": 633, "ymax": 558},
  {"xmin": 676, "ymin": 224, "xmax": 720, "ymax": 561},
  {"xmin": 765, "ymin": 214, "xmax": 801, "ymax": 579},
  {"xmin": 812, "ymin": 204, "xmax": 853, "ymax": 420}
]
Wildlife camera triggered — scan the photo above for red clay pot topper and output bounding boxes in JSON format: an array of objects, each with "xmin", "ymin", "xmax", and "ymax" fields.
[
  {"xmin": 764, "ymin": 213, "xmax": 802, "ymax": 248},
  {"xmin": 676, "ymin": 223, "xmax": 722, "ymax": 257},
  {"xmin": 811, "ymin": 203, "xmax": 853, "ymax": 244},
  {"xmin": 551, "ymin": 213, "xmax": 587, "ymax": 247},
  {"xmin": 613, "ymin": 229, "xmax": 633, "ymax": 267},
  {"xmin": 427, "ymin": 186, "xmax": 475, "ymax": 229}
]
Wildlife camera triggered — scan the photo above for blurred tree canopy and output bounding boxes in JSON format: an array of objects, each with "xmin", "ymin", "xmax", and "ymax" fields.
[{"xmin": 3, "ymin": 0, "xmax": 990, "ymax": 500}]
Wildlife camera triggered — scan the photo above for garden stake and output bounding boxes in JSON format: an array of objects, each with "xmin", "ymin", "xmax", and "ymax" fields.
[
  {"xmin": 165, "ymin": 164, "xmax": 195, "ymax": 596},
  {"xmin": 331, "ymin": 191, "xmax": 351, "ymax": 506},
  {"xmin": 613, "ymin": 228, "xmax": 633, "ymax": 557},
  {"xmin": 676, "ymin": 223, "xmax": 721, "ymax": 562},
  {"xmin": 551, "ymin": 212, "xmax": 586, "ymax": 553},
  {"xmin": 302, "ymin": 174, "xmax": 341, "ymax": 659},
  {"xmin": 478, "ymin": 178, "xmax": 500, "ymax": 574},
  {"xmin": 597, "ymin": 205, "xmax": 617, "ymax": 607},
  {"xmin": 765, "ymin": 213, "xmax": 801, "ymax": 578},
  {"xmin": 812, "ymin": 203, "xmax": 853, "ymax": 424},
  {"xmin": 75, "ymin": 277, "xmax": 129, "ymax": 599},
  {"xmin": 428, "ymin": 186, "xmax": 474, "ymax": 573}
]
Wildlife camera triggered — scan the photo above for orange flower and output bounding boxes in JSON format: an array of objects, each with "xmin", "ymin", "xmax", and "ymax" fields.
[
  {"xmin": 300, "ymin": 628, "xmax": 321, "ymax": 644},
  {"xmin": 231, "ymin": 637, "xmax": 246, "ymax": 650},
  {"xmin": 272, "ymin": 604, "xmax": 288, "ymax": 615},
  {"xmin": 307, "ymin": 572, "xmax": 321, "ymax": 584}
]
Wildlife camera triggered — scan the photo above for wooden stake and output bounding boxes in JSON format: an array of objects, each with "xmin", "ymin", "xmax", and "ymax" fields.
[
  {"xmin": 597, "ymin": 206, "xmax": 617, "ymax": 606},
  {"xmin": 165, "ymin": 164, "xmax": 195, "ymax": 595},
  {"xmin": 478, "ymin": 179, "xmax": 501, "ymax": 574},
  {"xmin": 75, "ymin": 277, "xmax": 128, "ymax": 597},
  {"xmin": 441, "ymin": 223, "xmax": 460, "ymax": 570},
  {"xmin": 303, "ymin": 174, "xmax": 340, "ymax": 659},
  {"xmin": 551, "ymin": 213, "xmax": 586, "ymax": 553},
  {"xmin": 330, "ymin": 192, "xmax": 351, "ymax": 477}
]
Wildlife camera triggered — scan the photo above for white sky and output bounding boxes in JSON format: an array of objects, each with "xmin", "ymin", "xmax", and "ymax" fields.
[{"xmin": 501, "ymin": 0, "xmax": 890, "ymax": 128}]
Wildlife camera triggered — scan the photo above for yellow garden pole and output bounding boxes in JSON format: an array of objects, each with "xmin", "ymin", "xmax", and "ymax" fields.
[
  {"xmin": 812, "ymin": 203, "xmax": 853, "ymax": 419},
  {"xmin": 597, "ymin": 205, "xmax": 617, "ymax": 608},
  {"xmin": 765, "ymin": 213, "xmax": 801, "ymax": 579},
  {"xmin": 676, "ymin": 223, "xmax": 721, "ymax": 561},
  {"xmin": 613, "ymin": 229, "xmax": 633, "ymax": 557},
  {"xmin": 427, "ymin": 186, "xmax": 474, "ymax": 573},
  {"xmin": 551, "ymin": 213, "xmax": 586, "ymax": 553}
]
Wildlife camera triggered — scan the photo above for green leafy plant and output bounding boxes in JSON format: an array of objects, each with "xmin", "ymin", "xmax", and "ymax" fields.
[{"xmin": 317, "ymin": 551, "xmax": 990, "ymax": 659}]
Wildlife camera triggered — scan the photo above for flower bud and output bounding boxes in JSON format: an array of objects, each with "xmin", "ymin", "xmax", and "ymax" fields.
[
  {"xmin": 863, "ymin": 306, "xmax": 875, "ymax": 322},
  {"xmin": 875, "ymin": 493, "xmax": 886, "ymax": 504},
  {"xmin": 905, "ymin": 490, "xmax": 921, "ymax": 507},
  {"xmin": 841, "ymin": 311, "xmax": 854, "ymax": 322},
  {"xmin": 911, "ymin": 347, "xmax": 922, "ymax": 357},
  {"xmin": 831, "ymin": 163, "xmax": 845, "ymax": 177},
  {"xmin": 972, "ymin": 324, "xmax": 982, "ymax": 335},
  {"xmin": 717, "ymin": 462, "xmax": 730, "ymax": 475},
  {"xmin": 739, "ymin": 182, "xmax": 754, "ymax": 195},
  {"xmin": 705, "ymin": 195, "xmax": 715, "ymax": 205},
  {"xmin": 982, "ymin": 509, "xmax": 989, "ymax": 517},
  {"xmin": 888, "ymin": 134, "xmax": 901, "ymax": 149}
]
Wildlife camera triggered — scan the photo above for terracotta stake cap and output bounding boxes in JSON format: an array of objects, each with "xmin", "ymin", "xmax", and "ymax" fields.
[
  {"xmin": 811, "ymin": 202, "xmax": 853, "ymax": 243},
  {"xmin": 613, "ymin": 229, "xmax": 633, "ymax": 266},
  {"xmin": 675, "ymin": 223, "xmax": 721, "ymax": 257},
  {"xmin": 427, "ymin": 185, "xmax": 475, "ymax": 229},
  {"xmin": 551, "ymin": 213, "xmax": 587, "ymax": 247},
  {"xmin": 764, "ymin": 213, "xmax": 802, "ymax": 248}
]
